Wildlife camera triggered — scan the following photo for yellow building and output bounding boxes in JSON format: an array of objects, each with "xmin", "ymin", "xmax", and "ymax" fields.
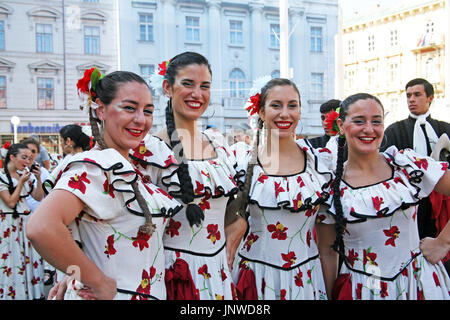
[{"xmin": 337, "ymin": 0, "xmax": 449, "ymax": 126}]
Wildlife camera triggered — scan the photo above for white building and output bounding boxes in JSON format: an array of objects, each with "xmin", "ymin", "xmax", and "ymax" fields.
[
  {"xmin": 117, "ymin": 0, "xmax": 339, "ymax": 136},
  {"xmin": 0, "ymin": 0, "xmax": 118, "ymax": 153},
  {"xmin": 337, "ymin": 0, "xmax": 450, "ymax": 126}
]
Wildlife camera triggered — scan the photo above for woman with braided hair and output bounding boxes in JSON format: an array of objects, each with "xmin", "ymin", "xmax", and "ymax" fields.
[
  {"xmin": 327, "ymin": 93, "xmax": 450, "ymax": 300},
  {"xmin": 131, "ymin": 52, "xmax": 245, "ymax": 300},
  {"xmin": 226, "ymin": 78, "xmax": 338, "ymax": 300},
  {"xmin": 0, "ymin": 143, "xmax": 44, "ymax": 299},
  {"xmin": 26, "ymin": 68, "xmax": 182, "ymax": 300}
]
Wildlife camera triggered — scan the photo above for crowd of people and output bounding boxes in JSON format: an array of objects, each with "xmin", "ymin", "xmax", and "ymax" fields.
[{"xmin": 0, "ymin": 51, "xmax": 449, "ymax": 300}]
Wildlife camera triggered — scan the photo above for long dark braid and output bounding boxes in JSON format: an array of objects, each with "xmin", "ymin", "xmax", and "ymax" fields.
[
  {"xmin": 3, "ymin": 143, "xmax": 29, "ymax": 219},
  {"xmin": 90, "ymin": 70, "xmax": 156, "ymax": 236},
  {"xmin": 331, "ymin": 93, "xmax": 385, "ymax": 255},
  {"xmin": 163, "ymin": 52, "xmax": 212, "ymax": 228},
  {"xmin": 225, "ymin": 78, "xmax": 301, "ymax": 225}
]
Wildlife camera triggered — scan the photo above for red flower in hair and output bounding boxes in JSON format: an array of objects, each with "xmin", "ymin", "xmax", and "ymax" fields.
[
  {"xmin": 246, "ymin": 93, "xmax": 261, "ymax": 116},
  {"xmin": 77, "ymin": 68, "xmax": 95, "ymax": 95},
  {"xmin": 2, "ymin": 141, "xmax": 10, "ymax": 150},
  {"xmin": 158, "ymin": 60, "xmax": 171, "ymax": 76},
  {"xmin": 324, "ymin": 110, "xmax": 340, "ymax": 136}
]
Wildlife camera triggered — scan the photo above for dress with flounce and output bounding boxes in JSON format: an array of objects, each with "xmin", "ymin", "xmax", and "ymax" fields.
[
  {"xmin": 131, "ymin": 132, "xmax": 243, "ymax": 300},
  {"xmin": 45, "ymin": 148, "xmax": 183, "ymax": 300},
  {"xmin": 0, "ymin": 170, "xmax": 45, "ymax": 299},
  {"xmin": 326, "ymin": 147, "xmax": 450, "ymax": 300},
  {"xmin": 233, "ymin": 139, "xmax": 334, "ymax": 300}
]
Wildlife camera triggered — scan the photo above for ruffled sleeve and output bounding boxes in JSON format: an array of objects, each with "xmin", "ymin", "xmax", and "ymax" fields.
[
  {"xmin": 326, "ymin": 146, "xmax": 448, "ymax": 222},
  {"xmin": 247, "ymin": 139, "xmax": 333, "ymax": 212},
  {"xmin": 51, "ymin": 148, "xmax": 182, "ymax": 220}
]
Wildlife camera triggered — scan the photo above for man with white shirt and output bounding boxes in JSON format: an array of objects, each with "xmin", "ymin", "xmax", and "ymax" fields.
[{"xmin": 382, "ymin": 78, "xmax": 450, "ymax": 244}]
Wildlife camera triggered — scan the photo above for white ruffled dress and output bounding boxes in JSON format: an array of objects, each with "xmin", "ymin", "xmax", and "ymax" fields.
[
  {"xmin": 46, "ymin": 148, "xmax": 183, "ymax": 300},
  {"xmin": 234, "ymin": 139, "xmax": 334, "ymax": 300},
  {"xmin": 326, "ymin": 147, "xmax": 450, "ymax": 300},
  {"xmin": 0, "ymin": 170, "xmax": 45, "ymax": 299},
  {"xmin": 131, "ymin": 133, "xmax": 243, "ymax": 300}
]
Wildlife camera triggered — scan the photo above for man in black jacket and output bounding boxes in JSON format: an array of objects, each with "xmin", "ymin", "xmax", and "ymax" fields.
[{"xmin": 382, "ymin": 78, "xmax": 450, "ymax": 242}]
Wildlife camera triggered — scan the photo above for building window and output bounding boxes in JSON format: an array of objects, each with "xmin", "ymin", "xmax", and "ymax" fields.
[
  {"xmin": 270, "ymin": 24, "xmax": 280, "ymax": 49},
  {"xmin": 389, "ymin": 63, "xmax": 398, "ymax": 83},
  {"xmin": 426, "ymin": 20, "xmax": 434, "ymax": 36},
  {"xmin": 0, "ymin": 76, "xmax": 6, "ymax": 109},
  {"xmin": 229, "ymin": 69, "xmax": 246, "ymax": 98},
  {"xmin": 311, "ymin": 73, "xmax": 324, "ymax": 99},
  {"xmin": 186, "ymin": 16, "xmax": 200, "ymax": 42},
  {"xmin": 84, "ymin": 26, "xmax": 100, "ymax": 54},
  {"xmin": 346, "ymin": 70, "xmax": 355, "ymax": 89},
  {"xmin": 310, "ymin": 26, "xmax": 323, "ymax": 52},
  {"xmin": 0, "ymin": 21, "xmax": 4, "ymax": 51},
  {"xmin": 139, "ymin": 64, "xmax": 155, "ymax": 94},
  {"xmin": 348, "ymin": 39, "xmax": 354, "ymax": 57},
  {"xmin": 139, "ymin": 13, "xmax": 153, "ymax": 42},
  {"xmin": 367, "ymin": 66, "xmax": 376, "ymax": 86},
  {"xmin": 368, "ymin": 34, "xmax": 375, "ymax": 52},
  {"xmin": 390, "ymin": 29, "xmax": 398, "ymax": 47},
  {"xmin": 229, "ymin": 20, "xmax": 243, "ymax": 45},
  {"xmin": 37, "ymin": 77, "xmax": 54, "ymax": 110},
  {"xmin": 36, "ymin": 24, "xmax": 53, "ymax": 53}
]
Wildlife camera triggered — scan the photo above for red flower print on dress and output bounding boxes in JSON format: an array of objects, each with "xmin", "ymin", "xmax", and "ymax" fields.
[
  {"xmin": 294, "ymin": 269, "xmax": 303, "ymax": 287},
  {"xmin": 442, "ymin": 162, "xmax": 449, "ymax": 171},
  {"xmin": 166, "ymin": 219, "xmax": 181, "ymax": 238},
  {"xmin": 198, "ymin": 264, "xmax": 211, "ymax": 279},
  {"xmin": 280, "ymin": 289, "xmax": 287, "ymax": 300},
  {"xmin": 380, "ymin": 281, "xmax": 389, "ymax": 298},
  {"xmin": 164, "ymin": 154, "xmax": 178, "ymax": 167},
  {"xmin": 7, "ymin": 286, "xmax": 15, "ymax": 299},
  {"xmin": 221, "ymin": 269, "xmax": 227, "ymax": 281},
  {"xmin": 433, "ymin": 272, "xmax": 441, "ymax": 287},
  {"xmin": 306, "ymin": 230, "xmax": 312, "ymax": 247},
  {"xmin": 413, "ymin": 157, "xmax": 428, "ymax": 170},
  {"xmin": 372, "ymin": 196, "xmax": 384, "ymax": 211},
  {"xmin": 363, "ymin": 248, "xmax": 378, "ymax": 267},
  {"xmin": 132, "ymin": 141, "xmax": 153, "ymax": 161},
  {"xmin": 102, "ymin": 173, "xmax": 115, "ymax": 198},
  {"xmin": 281, "ymin": 251, "xmax": 297, "ymax": 269},
  {"xmin": 383, "ymin": 226, "xmax": 400, "ymax": 247},
  {"xmin": 393, "ymin": 176, "xmax": 405, "ymax": 186},
  {"xmin": 68, "ymin": 172, "xmax": 91, "ymax": 194},
  {"xmin": 135, "ymin": 267, "xmax": 156, "ymax": 298},
  {"xmin": 243, "ymin": 233, "xmax": 259, "ymax": 252},
  {"xmin": 199, "ymin": 192, "xmax": 211, "ymax": 212},
  {"xmin": 356, "ymin": 283, "xmax": 363, "ymax": 300},
  {"xmin": 104, "ymin": 235, "xmax": 117, "ymax": 258},
  {"xmin": 132, "ymin": 230, "xmax": 151, "ymax": 251},
  {"xmin": 258, "ymin": 173, "xmax": 268, "ymax": 184},
  {"xmin": 207, "ymin": 224, "xmax": 221, "ymax": 244},
  {"xmin": 194, "ymin": 181, "xmax": 205, "ymax": 195},
  {"xmin": 293, "ymin": 192, "xmax": 302, "ymax": 210},
  {"xmin": 274, "ymin": 181, "xmax": 285, "ymax": 197},
  {"xmin": 297, "ymin": 176, "xmax": 305, "ymax": 187},
  {"xmin": 267, "ymin": 222, "xmax": 288, "ymax": 240},
  {"xmin": 347, "ymin": 249, "xmax": 359, "ymax": 267},
  {"xmin": 382, "ymin": 181, "xmax": 390, "ymax": 189}
]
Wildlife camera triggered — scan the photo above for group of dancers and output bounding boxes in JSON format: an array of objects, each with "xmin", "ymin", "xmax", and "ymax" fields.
[{"xmin": 1, "ymin": 51, "xmax": 449, "ymax": 300}]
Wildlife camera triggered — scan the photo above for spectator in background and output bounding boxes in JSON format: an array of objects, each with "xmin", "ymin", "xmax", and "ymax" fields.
[
  {"xmin": 30, "ymin": 134, "xmax": 50, "ymax": 171},
  {"xmin": 59, "ymin": 124, "xmax": 91, "ymax": 157},
  {"xmin": 308, "ymin": 99, "xmax": 341, "ymax": 149}
]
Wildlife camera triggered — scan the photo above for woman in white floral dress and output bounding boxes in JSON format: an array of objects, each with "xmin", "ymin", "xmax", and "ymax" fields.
[
  {"xmin": 327, "ymin": 93, "xmax": 450, "ymax": 300},
  {"xmin": 226, "ymin": 78, "xmax": 339, "ymax": 300},
  {"xmin": 26, "ymin": 68, "xmax": 182, "ymax": 300},
  {"xmin": 131, "ymin": 52, "xmax": 245, "ymax": 300},
  {"xmin": 0, "ymin": 143, "xmax": 44, "ymax": 299}
]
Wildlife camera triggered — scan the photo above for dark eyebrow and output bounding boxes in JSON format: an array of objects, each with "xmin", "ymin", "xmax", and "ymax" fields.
[
  {"xmin": 122, "ymin": 99, "xmax": 154, "ymax": 108},
  {"xmin": 181, "ymin": 78, "xmax": 211, "ymax": 85}
]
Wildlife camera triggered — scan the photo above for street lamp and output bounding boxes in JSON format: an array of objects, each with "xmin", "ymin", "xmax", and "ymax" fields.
[{"xmin": 10, "ymin": 116, "xmax": 20, "ymax": 143}]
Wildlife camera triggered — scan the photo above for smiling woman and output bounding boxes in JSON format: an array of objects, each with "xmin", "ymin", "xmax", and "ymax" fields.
[{"xmin": 25, "ymin": 68, "xmax": 182, "ymax": 300}]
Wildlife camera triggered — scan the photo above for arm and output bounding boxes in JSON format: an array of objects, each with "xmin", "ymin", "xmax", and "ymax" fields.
[
  {"xmin": 420, "ymin": 220, "xmax": 450, "ymax": 265},
  {"xmin": 30, "ymin": 165, "xmax": 44, "ymax": 202},
  {"xmin": 26, "ymin": 189, "xmax": 116, "ymax": 299},
  {"xmin": 0, "ymin": 172, "xmax": 29, "ymax": 208},
  {"xmin": 316, "ymin": 222, "xmax": 339, "ymax": 299},
  {"xmin": 225, "ymin": 215, "xmax": 248, "ymax": 271},
  {"xmin": 434, "ymin": 170, "xmax": 450, "ymax": 196}
]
